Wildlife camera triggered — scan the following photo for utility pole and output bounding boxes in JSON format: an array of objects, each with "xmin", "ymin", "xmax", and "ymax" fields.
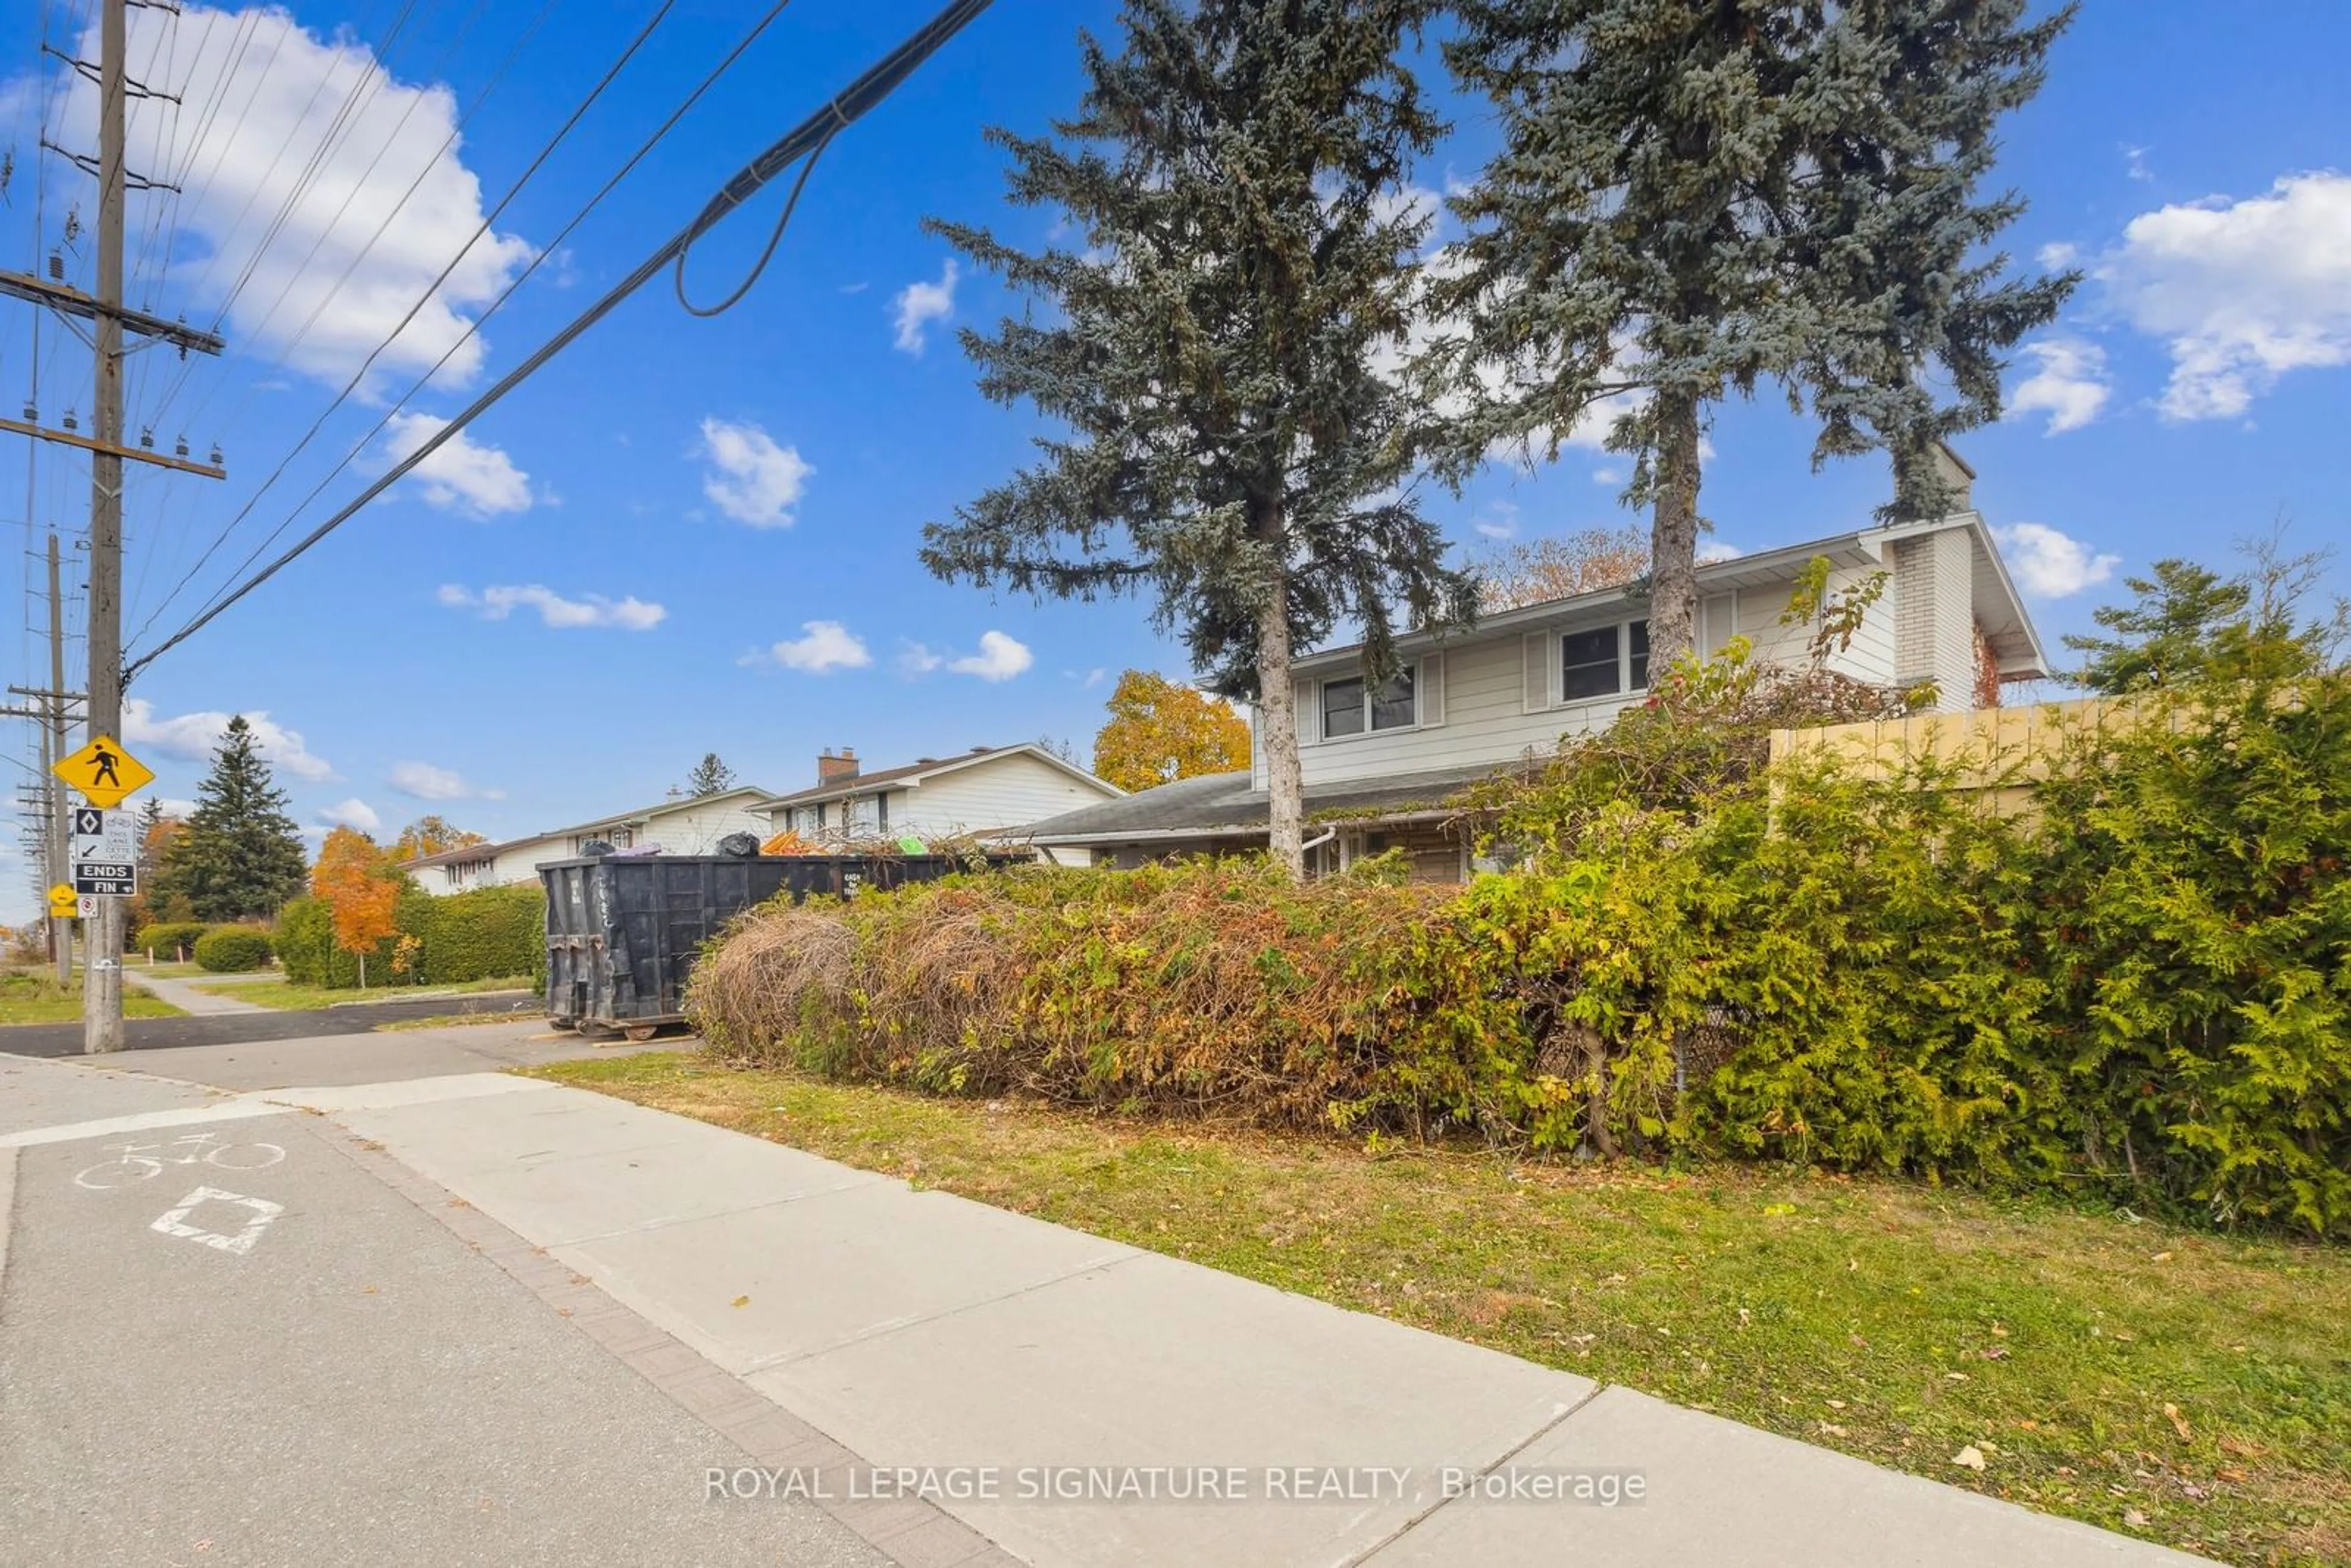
[
  {"xmin": 48, "ymin": 533, "xmax": 71, "ymax": 985},
  {"xmin": 82, "ymin": 0, "xmax": 130, "ymax": 1053},
  {"xmin": 6, "ymin": 0, "xmax": 221, "ymax": 1048}
]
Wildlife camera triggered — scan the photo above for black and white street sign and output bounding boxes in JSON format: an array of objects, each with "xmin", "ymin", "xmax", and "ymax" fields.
[{"xmin": 71, "ymin": 809, "xmax": 141, "ymax": 895}]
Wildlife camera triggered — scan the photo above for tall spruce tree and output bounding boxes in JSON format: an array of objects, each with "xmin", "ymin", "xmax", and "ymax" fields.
[
  {"xmin": 1788, "ymin": 2, "xmax": 2077, "ymax": 517},
  {"xmin": 920, "ymin": 0, "xmax": 1475, "ymax": 874},
  {"xmin": 177, "ymin": 715, "xmax": 308, "ymax": 921},
  {"xmin": 1438, "ymin": 0, "xmax": 2074, "ymax": 661},
  {"xmin": 683, "ymin": 753, "xmax": 735, "ymax": 797}
]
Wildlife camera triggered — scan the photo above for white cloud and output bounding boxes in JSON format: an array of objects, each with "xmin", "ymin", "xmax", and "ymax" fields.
[
  {"xmin": 318, "ymin": 798, "xmax": 381, "ymax": 833},
  {"xmin": 1082, "ymin": 667, "xmax": 1108, "ymax": 689},
  {"xmin": 379, "ymin": 411, "xmax": 533, "ymax": 516},
  {"xmin": 898, "ymin": 642, "xmax": 945, "ymax": 677},
  {"xmin": 697, "ymin": 417, "xmax": 812, "ymax": 528},
  {"xmin": 1697, "ymin": 539, "xmax": 1743, "ymax": 564},
  {"xmin": 389, "ymin": 760, "xmax": 504, "ymax": 801},
  {"xmin": 158, "ymin": 798, "xmax": 199, "ymax": 819},
  {"xmin": 2121, "ymin": 143, "xmax": 2154, "ymax": 184},
  {"xmin": 2007, "ymin": 337, "xmax": 2112, "ymax": 435},
  {"xmin": 2101, "ymin": 172, "xmax": 2351, "ymax": 421},
  {"xmin": 1592, "ymin": 465, "xmax": 1625, "ymax": 486},
  {"xmin": 437, "ymin": 582, "xmax": 665, "ymax": 631},
  {"xmin": 40, "ymin": 6, "xmax": 534, "ymax": 394},
  {"xmin": 1993, "ymin": 523, "xmax": 2120, "ymax": 598},
  {"xmin": 751, "ymin": 621, "xmax": 871, "ymax": 673},
  {"xmin": 1471, "ymin": 498, "xmax": 1519, "ymax": 540},
  {"xmin": 123, "ymin": 698, "xmax": 334, "ymax": 782},
  {"xmin": 2038, "ymin": 241, "xmax": 2080, "ymax": 269},
  {"xmin": 948, "ymin": 630, "xmax": 1035, "ymax": 682},
  {"xmin": 893, "ymin": 260, "xmax": 959, "ymax": 354}
]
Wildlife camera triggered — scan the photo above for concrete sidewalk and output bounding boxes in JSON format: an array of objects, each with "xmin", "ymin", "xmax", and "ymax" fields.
[
  {"xmin": 270, "ymin": 1072, "xmax": 2203, "ymax": 1568},
  {"xmin": 121, "ymin": 966, "xmax": 268, "ymax": 1015}
]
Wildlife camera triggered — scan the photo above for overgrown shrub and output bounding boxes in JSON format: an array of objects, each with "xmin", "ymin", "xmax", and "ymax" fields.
[
  {"xmin": 135, "ymin": 921, "xmax": 209, "ymax": 961},
  {"xmin": 193, "ymin": 928, "xmax": 273, "ymax": 973},
  {"xmin": 685, "ymin": 558, "xmax": 2351, "ymax": 1237}
]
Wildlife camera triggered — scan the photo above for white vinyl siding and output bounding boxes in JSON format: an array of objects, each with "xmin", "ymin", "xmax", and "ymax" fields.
[{"xmin": 899, "ymin": 752, "xmax": 1120, "ymax": 839}]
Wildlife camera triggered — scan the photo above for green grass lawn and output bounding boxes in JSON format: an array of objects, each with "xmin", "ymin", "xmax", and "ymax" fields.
[
  {"xmin": 0, "ymin": 969, "xmax": 185, "ymax": 1024},
  {"xmin": 193, "ymin": 974, "xmax": 536, "ymax": 1011},
  {"xmin": 531, "ymin": 1051, "xmax": 2351, "ymax": 1567}
]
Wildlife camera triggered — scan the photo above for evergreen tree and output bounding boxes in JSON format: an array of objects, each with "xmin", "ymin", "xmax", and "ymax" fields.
[
  {"xmin": 921, "ymin": 0, "xmax": 1475, "ymax": 872},
  {"xmin": 682, "ymin": 753, "xmax": 735, "ymax": 797},
  {"xmin": 1437, "ymin": 0, "xmax": 2074, "ymax": 661},
  {"xmin": 176, "ymin": 716, "xmax": 308, "ymax": 921},
  {"xmin": 1787, "ymin": 2, "xmax": 2077, "ymax": 517}
]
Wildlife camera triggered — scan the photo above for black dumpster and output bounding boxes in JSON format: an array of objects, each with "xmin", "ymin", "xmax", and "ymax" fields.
[{"xmin": 539, "ymin": 853, "xmax": 996, "ymax": 1037}]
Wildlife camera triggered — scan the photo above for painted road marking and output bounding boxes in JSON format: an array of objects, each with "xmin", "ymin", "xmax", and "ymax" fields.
[
  {"xmin": 74, "ymin": 1133, "xmax": 288, "ymax": 1190},
  {"xmin": 151, "ymin": 1187, "xmax": 284, "ymax": 1255},
  {"xmin": 0, "ymin": 1101, "xmax": 289, "ymax": 1150}
]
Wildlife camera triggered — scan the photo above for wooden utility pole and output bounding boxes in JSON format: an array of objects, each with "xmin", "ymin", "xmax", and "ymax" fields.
[
  {"xmin": 82, "ymin": 0, "xmax": 130, "ymax": 1053},
  {"xmin": 6, "ymin": 0, "xmax": 221, "ymax": 1048}
]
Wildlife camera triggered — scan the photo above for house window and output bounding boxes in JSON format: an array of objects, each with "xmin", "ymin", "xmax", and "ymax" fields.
[
  {"xmin": 1560, "ymin": 620, "xmax": 1651, "ymax": 701},
  {"xmin": 816, "ymin": 803, "xmax": 828, "ymax": 831},
  {"xmin": 1321, "ymin": 667, "xmax": 1415, "ymax": 738},
  {"xmin": 876, "ymin": 792, "xmax": 889, "ymax": 831}
]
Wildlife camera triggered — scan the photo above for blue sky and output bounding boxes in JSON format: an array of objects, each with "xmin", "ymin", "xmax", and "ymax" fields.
[{"xmin": 1, "ymin": 0, "xmax": 2345, "ymax": 920}]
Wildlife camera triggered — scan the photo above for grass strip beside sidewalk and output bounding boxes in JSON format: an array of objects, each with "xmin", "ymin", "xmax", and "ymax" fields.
[
  {"xmin": 530, "ymin": 1050, "xmax": 2351, "ymax": 1567},
  {"xmin": 0, "ymin": 969, "xmax": 185, "ymax": 1024}
]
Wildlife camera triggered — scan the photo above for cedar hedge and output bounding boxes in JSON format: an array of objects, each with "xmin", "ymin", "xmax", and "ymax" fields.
[
  {"xmin": 689, "ymin": 639, "xmax": 2351, "ymax": 1239},
  {"xmin": 192, "ymin": 928, "xmax": 273, "ymax": 973},
  {"xmin": 276, "ymin": 880, "xmax": 542, "ymax": 989}
]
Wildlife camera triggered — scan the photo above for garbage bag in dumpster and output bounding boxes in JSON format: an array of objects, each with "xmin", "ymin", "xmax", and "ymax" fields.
[
  {"xmin": 714, "ymin": 831, "xmax": 762, "ymax": 858},
  {"xmin": 539, "ymin": 851, "xmax": 1014, "ymax": 1037}
]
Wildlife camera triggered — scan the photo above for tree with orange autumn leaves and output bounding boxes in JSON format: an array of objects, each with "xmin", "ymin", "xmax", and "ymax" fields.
[
  {"xmin": 1091, "ymin": 670, "xmax": 1251, "ymax": 793},
  {"xmin": 312, "ymin": 827, "xmax": 405, "ymax": 986}
]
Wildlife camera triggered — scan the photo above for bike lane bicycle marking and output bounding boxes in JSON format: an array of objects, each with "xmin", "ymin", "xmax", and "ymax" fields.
[{"xmin": 52, "ymin": 1125, "xmax": 297, "ymax": 1259}]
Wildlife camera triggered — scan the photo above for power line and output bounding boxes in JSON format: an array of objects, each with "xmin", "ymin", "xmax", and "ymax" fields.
[
  {"xmin": 128, "ymin": 0, "xmax": 996, "ymax": 681},
  {"xmin": 129, "ymin": 0, "xmax": 692, "ymax": 643}
]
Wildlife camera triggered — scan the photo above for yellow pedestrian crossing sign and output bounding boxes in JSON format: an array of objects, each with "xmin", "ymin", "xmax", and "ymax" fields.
[
  {"xmin": 47, "ymin": 882, "xmax": 77, "ymax": 919},
  {"xmin": 54, "ymin": 733, "xmax": 155, "ymax": 809}
]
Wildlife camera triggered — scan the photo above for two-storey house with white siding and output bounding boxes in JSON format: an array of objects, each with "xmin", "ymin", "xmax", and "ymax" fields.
[
  {"xmin": 1024, "ymin": 454, "xmax": 2048, "ymax": 882},
  {"xmin": 403, "ymin": 786, "xmax": 778, "ymax": 895},
  {"xmin": 760, "ymin": 743, "xmax": 1123, "ymax": 846}
]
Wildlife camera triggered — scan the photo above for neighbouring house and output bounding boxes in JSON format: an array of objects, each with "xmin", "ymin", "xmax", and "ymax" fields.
[
  {"xmin": 402, "ymin": 786, "xmax": 778, "ymax": 896},
  {"xmin": 1026, "ymin": 454, "xmax": 2049, "ymax": 883},
  {"xmin": 759, "ymin": 743, "xmax": 1123, "ymax": 847}
]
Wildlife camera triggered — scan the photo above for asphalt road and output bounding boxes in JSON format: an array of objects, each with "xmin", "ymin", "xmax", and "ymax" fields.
[
  {"xmin": 0, "ymin": 1043, "xmax": 885, "ymax": 1567},
  {"xmin": 1, "ymin": 990, "xmax": 547, "ymax": 1058}
]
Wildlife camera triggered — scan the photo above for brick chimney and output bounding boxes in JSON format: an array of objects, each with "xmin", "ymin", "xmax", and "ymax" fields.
[{"xmin": 817, "ymin": 747, "xmax": 859, "ymax": 784}]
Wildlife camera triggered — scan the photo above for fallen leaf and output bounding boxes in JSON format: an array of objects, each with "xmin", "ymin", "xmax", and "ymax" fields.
[
  {"xmin": 1946, "ymin": 1371, "xmax": 1970, "ymax": 1382},
  {"xmin": 1981, "ymin": 1346, "xmax": 2009, "ymax": 1361},
  {"xmin": 2149, "ymin": 1251, "xmax": 2172, "ymax": 1263},
  {"xmin": 1826, "ymin": 1398, "xmax": 1848, "ymax": 1410},
  {"xmin": 730, "ymin": 1295, "xmax": 751, "ymax": 1309},
  {"xmin": 361, "ymin": 1285, "xmax": 378, "ymax": 1295},
  {"xmin": 1951, "ymin": 1446, "xmax": 1987, "ymax": 1472},
  {"xmin": 1762, "ymin": 1202, "xmax": 1797, "ymax": 1217},
  {"xmin": 1989, "ymin": 1324, "xmax": 2009, "ymax": 1338},
  {"xmin": 1850, "ymin": 1333, "xmax": 1870, "ymax": 1349},
  {"xmin": 1818, "ymin": 1422, "xmax": 1848, "ymax": 1437},
  {"xmin": 1738, "ymin": 1308, "xmax": 1752, "ymax": 1327},
  {"xmin": 2016, "ymin": 1419, "xmax": 2039, "ymax": 1431},
  {"xmin": 2164, "ymin": 1403, "xmax": 2191, "ymax": 1440},
  {"xmin": 2124, "ymin": 1509, "xmax": 2148, "ymax": 1529},
  {"xmin": 2216, "ymin": 1468, "xmax": 2245, "ymax": 1484}
]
